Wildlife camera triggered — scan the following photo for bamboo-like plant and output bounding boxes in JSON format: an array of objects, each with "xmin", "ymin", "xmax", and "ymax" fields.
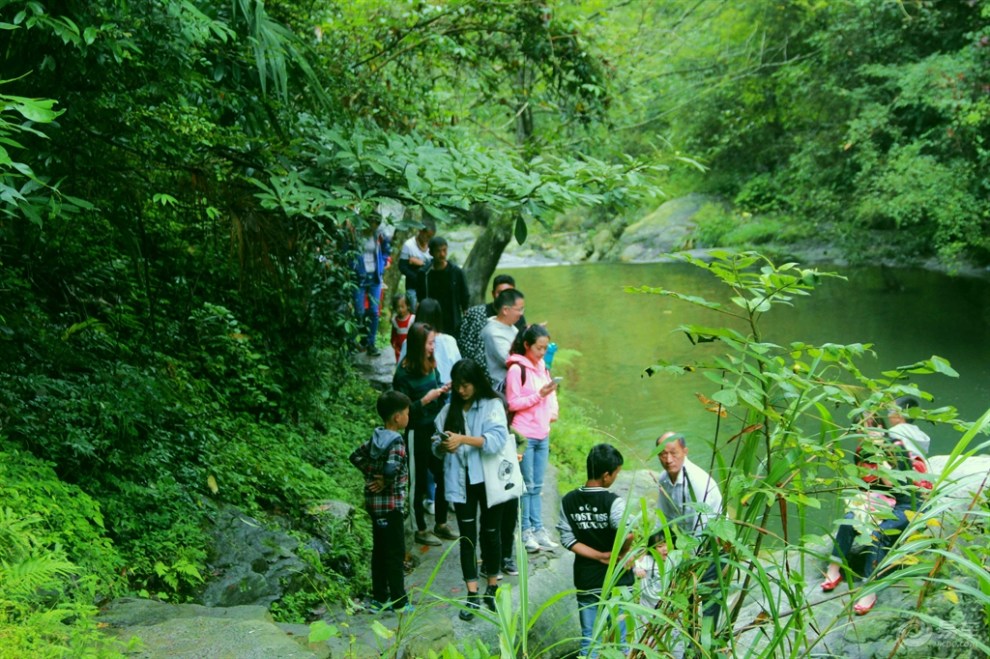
[{"xmin": 618, "ymin": 250, "xmax": 989, "ymax": 657}]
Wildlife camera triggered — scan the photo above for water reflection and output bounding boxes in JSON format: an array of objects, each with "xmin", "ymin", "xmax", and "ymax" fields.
[{"xmin": 505, "ymin": 261, "xmax": 990, "ymax": 533}]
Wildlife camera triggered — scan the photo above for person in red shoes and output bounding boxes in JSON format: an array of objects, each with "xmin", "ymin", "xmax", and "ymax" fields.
[{"xmin": 821, "ymin": 413, "xmax": 919, "ymax": 615}]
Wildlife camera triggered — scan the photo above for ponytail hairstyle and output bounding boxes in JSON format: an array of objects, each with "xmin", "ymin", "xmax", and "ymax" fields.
[
  {"xmin": 401, "ymin": 322, "xmax": 436, "ymax": 376},
  {"xmin": 510, "ymin": 323, "xmax": 550, "ymax": 356},
  {"xmin": 443, "ymin": 358, "xmax": 500, "ymax": 435}
]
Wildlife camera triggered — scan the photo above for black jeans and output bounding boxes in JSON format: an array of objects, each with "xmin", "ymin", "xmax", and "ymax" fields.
[
  {"xmin": 412, "ymin": 428, "xmax": 447, "ymax": 531},
  {"xmin": 371, "ymin": 510, "xmax": 407, "ymax": 606},
  {"xmin": 454, "ymin": 481, "xmax": 505, "ymax": 582}
]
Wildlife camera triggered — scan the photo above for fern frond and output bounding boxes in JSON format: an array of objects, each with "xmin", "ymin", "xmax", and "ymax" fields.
[
  {"xmin": 0, "ymin": 509, "xmax": 42, "ymax": 563},
  {"xmin": 0, "ymin": 555, "xmax": 77, "ymax": 603}
]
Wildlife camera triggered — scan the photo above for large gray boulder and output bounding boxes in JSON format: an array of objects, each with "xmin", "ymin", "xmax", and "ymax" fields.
[
  {"xmin": 100, "ymin": 598, "xmax": 321, "ymax": 658},
  {"xmin": 610, "ymin": 194, "xmax": 716, "ymax": 263},
  {"xmin": 200, "ymin": 503, "xmax": 355, "ymax": 609},
  {"xmin": 200, "ymin": 506, "xmax": 307, "ymax": 608}
]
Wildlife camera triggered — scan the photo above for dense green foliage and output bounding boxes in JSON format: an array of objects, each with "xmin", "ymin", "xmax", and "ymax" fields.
[
  {"xmin": 605, "ymin": 0, "xmax": 990, "ymax": 265},
  {"xmin": 0, "ymin": 0, "xmax": 661, "ymax": 652},
  {"xmin": 3, "ymin": 0, "xmax": 989, "ymax": 654},
  {"xmin": 0, "ymin": 448, "xmax": 126, "ymax": 657}
]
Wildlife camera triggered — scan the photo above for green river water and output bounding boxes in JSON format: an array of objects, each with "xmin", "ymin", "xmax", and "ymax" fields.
[{"xmin": 504, "ymin": 261, "xmax": 990, "ymax": 533}]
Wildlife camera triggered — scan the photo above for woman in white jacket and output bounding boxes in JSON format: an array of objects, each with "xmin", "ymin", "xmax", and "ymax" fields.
[{"xmin": 433, "ymin": 358, "xmax": 510, "ymax": 620}]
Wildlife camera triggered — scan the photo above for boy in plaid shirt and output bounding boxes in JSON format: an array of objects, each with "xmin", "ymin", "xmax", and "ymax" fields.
[{"xmin": 349, "ymin": 391, "xmax": 412, "ymax": 611}]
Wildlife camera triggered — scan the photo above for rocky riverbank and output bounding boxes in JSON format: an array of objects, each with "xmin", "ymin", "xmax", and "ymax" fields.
[
  {"xmin": 99, "ymin": 453, "xmax": 989, "ymax": 657},
  {"xmin": 445, "ymin": 195, "xmax": 990, "ymax": 280},
  {"xmin": 97, "ymin": 461, "xmax": 582, "ymax": 658}
]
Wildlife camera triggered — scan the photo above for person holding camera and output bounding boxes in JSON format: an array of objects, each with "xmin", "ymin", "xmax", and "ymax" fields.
[{"xmin": 433, "ymin": 358, "xmax": 511, "ymax": 620}]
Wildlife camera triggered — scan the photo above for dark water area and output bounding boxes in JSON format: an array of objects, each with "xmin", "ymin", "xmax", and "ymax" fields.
[{"xmin": 504, "ymin": 261, "xmax": 990, "ymax": 534}]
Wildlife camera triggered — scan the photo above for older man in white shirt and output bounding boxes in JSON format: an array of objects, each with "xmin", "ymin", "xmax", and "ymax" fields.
[
  {"xmin": 656, "ymin": 432, "xmax": 723, "ymax": 542},
  {"xmin": 654, "ymin": 431, "xmax": 725, "ymax": 628}
]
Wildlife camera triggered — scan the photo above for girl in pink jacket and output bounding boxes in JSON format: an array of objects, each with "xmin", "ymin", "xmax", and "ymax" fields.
[{"xmin": 505, "ymin": 324, "xmax": 559, "ymax": 552}]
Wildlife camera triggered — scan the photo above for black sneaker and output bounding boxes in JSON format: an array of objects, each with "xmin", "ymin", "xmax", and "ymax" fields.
[
  {"xmin": 459, "ymin": 592, "xmax": 481, "ymax": 621},
  {"xmin": 484, "ymin": 584, "xmax": 499, "ymax": 612},
  {"xmin": 502, "ymin": 558, "xmax": 519, "ymax": 576},
  {"xmin": 367, "ymin": 345, "xmax": 382, "ymax": 357}
]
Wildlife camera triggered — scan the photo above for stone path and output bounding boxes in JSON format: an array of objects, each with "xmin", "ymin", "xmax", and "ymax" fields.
[
  {"xmin": 99, "ymin": 465, "xmax": 582, "ymax": 659},
  {"xmin": 100, "ymin": 459, "xmax": 990, "ymax": 657}
]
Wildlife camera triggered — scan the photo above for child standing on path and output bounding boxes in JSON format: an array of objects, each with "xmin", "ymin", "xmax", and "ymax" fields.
[
  {"xmin": 558, "ymin": 443, "xmax": 634, "ymax": 657},
  {"xmin": 349, "ymin": 391, "xmax": 413, "ymax": 612},
  {"xmin": 390, "ymin": 292, "xmax": 415, "ymax": 361}
]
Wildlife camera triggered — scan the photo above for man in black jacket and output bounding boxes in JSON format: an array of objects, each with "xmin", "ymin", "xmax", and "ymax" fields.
[{"xmin": 415, "ymin": 236, "xmax": 469, "ymax": 336}]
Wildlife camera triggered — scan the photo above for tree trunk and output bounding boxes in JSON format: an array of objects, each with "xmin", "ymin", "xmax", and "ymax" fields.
[
  {"xmin": 462, "ymin": 206, "xmax": 515, "ymax": 305},
  {"xmin": 462, "ymin": 63, "xmax": 534, "ymax": 305},
  {"xmin": 385, "ymin": 228, "xmax": 409, "ymax": 299}
]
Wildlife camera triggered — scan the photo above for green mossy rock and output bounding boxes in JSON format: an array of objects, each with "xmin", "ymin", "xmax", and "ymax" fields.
[{"xmin": 612, "ymin": 194, "xmax": 715, "ymax": 262}]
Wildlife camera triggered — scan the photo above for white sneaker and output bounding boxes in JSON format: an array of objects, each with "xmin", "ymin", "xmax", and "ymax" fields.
[
  {"xmin": 534, "ymin": 528, "xmax": 558, "ymax": 550},
  {"xmin": 522, "ymin": 529, "xmax": 540, "ymax": 553},
  {"xmin": 424, "ymin": 500, "xmax": 435, "ymax": 516}
]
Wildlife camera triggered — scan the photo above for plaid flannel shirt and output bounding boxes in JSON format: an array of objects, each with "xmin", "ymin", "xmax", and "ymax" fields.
[{"xmin": 349, "ymin": 434, "xmax": 409, "ymax": 518}]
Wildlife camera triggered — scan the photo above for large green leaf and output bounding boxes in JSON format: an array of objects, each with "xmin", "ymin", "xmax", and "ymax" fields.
[{"xmin": 514, "ymin": 214, "xmax": 528, "ymax": 245}]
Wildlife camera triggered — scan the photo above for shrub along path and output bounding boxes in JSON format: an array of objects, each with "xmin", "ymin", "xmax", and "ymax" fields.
[
  {"xmin": 98, "ymin": 459, "xmax": 988, "ymax": 656},
  {"xmin": 98, "ymin": 463, "xmax": 580, "ymax": 658}
]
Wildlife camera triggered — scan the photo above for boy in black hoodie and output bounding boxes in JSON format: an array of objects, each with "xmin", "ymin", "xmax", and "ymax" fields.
[{"xmin": 349, "ymin": 391, "xmax": 412, "ymax": 612}]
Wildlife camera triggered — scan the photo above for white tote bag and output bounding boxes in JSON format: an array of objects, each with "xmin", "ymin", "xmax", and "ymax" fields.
[{"xmin": 482, "ymin": 434, "xmax": 524, "ymax": 507}]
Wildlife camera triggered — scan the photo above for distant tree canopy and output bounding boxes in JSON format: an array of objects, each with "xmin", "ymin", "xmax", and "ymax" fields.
[{"xmin": 602, "ymin": 0, "xmax": 990, "ymax": 264}]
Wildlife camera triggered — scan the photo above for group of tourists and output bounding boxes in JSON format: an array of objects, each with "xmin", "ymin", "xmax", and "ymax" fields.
[
  {"xmin": 347, "ymin": 221, "xmax": 936, "ymax": 653},
  {"xmin": 350, "ymin": 224, "xmax": 561, "ymax": 620},
  {"xmin": 554, "ymin": 401, "xmax": 932, "ymax": 656},
  {"xmin": 820, "ymin": 396, "xmax": 932, "ymax": 614}
]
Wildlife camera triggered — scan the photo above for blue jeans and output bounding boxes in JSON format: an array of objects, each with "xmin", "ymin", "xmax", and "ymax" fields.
[
  {"xmin": 353, "ymin": 275, "xmax": 382, "ymax": 348},
  {"xmin": 831, "ymin": 503, "xmax": 911, "ymax": 578},
  {"xmin": 520, "ymin": 436, "xmax": 549, "ymax": 532},
  {"xmin": 577, "ymin": 592, "xmax": 627, "ymax": 658}
]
